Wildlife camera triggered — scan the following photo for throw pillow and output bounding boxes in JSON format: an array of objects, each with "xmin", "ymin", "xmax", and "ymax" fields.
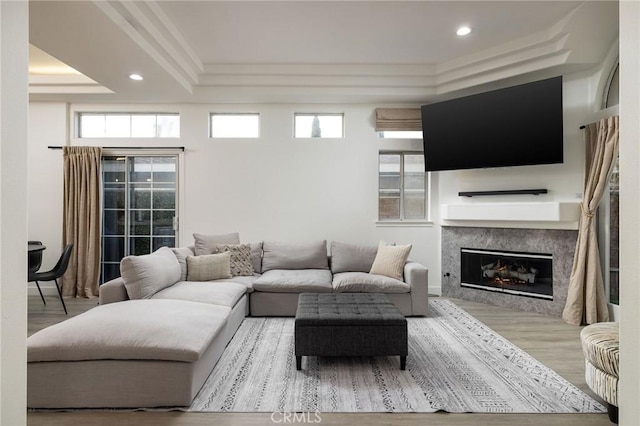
[
  {"xmin": 215, "ymin": 244, "xmax": 254, "ymax": 277},
  {"xmin": 330, "ymin": 241, "xmax": 378, "ymax": 273},
  {"xmin": 250, "ymin": 241, "xmax": 263, "ymax": 274},
  {"xmin": 369, "ymin": 241, "xmax": 412, "ymax": 281},
  {"xmin": 186, "ymin": 252, "xmax": 232, "ymax": 281},
  {"xmin": 193, "ymin": 232, "xmax": 240, "ymax": 256},
  {"xmin": 171, "ymin": 246, "xmax": 195, "ymax": 281},
  {"xmin": 261, "ymin": 240, "xmax": 329, "ymax": 273},
  {"xmin": 121, "ymin": 246, "xmax": 181, "ymax": 299}
]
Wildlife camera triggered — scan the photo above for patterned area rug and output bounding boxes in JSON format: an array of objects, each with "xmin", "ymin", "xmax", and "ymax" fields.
[{"xmin": 190, "ymin": 299, "xmax": 604, "ymax": 413}]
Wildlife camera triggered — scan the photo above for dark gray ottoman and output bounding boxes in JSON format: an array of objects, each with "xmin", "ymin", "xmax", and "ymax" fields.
[{"xmin": 295, "ymin": 293, "xmax": 408, "ymax": 370}]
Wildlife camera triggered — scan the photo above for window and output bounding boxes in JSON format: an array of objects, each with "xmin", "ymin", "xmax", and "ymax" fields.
[
  {"xmin": 101, "ymin": 155, "xmax": 178, "ymax": 283},
  {"xmin": 378, "ymin": 152, "xmax": 428, "ymax": 221},
  {"xmin": 78, "ymin": 113, "xmax": 180, "ymax": 138},
  {"xmin": 210, "ymin": 113, "xmax": 260, "ymax": 138},
  {"xmin": 294, "ymin": 113, "xmax": 344, "ymax": 138}
]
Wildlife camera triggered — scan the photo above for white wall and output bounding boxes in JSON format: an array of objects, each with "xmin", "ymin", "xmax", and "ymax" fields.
[
  {"xmin": 28, "ymin": 103, "xmax": 442, "ymax": 293},
  {"xmin": 1, "ymin": 2, "xmax": 28, "ymax": 424}
]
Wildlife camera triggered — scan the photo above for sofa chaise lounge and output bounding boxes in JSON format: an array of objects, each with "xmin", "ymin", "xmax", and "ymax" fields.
[{"xmin": 27, "ymin": 234, "xmax": 428, "ymax": 409}]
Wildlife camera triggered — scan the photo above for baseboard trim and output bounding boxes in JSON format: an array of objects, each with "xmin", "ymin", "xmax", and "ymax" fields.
[{"xmin": 428, "ymin": 285, "xmax": 442, "ymax": 296}]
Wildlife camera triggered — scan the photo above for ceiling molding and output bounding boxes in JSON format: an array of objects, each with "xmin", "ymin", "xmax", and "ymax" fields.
[{"xmin": 93, "ymin": 0, "xmax": 199, "ymax": 93}]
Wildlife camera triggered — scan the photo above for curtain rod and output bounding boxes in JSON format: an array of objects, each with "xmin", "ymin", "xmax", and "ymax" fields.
[{"xmin": 48, "ymin": 146, "xmax": 185, "ymax": 151}]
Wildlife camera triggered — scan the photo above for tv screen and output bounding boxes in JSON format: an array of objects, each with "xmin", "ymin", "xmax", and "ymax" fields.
[{"xmin": 421, "ymin": 76, "xmax": 563, "ymax": 172}]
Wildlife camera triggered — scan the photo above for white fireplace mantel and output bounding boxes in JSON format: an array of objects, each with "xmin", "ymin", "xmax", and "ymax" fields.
[{"xmin": 440, "ymin": 202, "xmax": 581, "ymax": 229}]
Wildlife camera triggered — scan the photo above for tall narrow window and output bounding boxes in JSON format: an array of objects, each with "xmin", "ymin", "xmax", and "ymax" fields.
[
  {"xmin": 608, "ymin": 156, "xmax": 619, "ymax": 305},
  {"xmin": 378, "ymin": 152, "xmax": 427, "ymax": 221},
  {"xmin": 101, "ymin": 155, "xmax": 178, "ymax": 283}
]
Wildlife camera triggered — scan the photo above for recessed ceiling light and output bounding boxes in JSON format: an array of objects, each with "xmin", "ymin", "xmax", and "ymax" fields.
[
  {"xmin": 129, "ymin": 73, "xmax": 143, "ymax": 81},
  {"xmin": 457, "ymin": 26, "xmax": 472, "ymax": 36}
]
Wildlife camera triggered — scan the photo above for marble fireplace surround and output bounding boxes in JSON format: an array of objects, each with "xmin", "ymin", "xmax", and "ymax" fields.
[{"xmin": 442, "ymin": 226, "xmax": 578, "ymax": 317}]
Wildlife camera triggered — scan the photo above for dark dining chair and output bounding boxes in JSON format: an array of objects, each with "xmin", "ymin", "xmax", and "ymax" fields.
[{"xmin": 28, "ymin": 243, "xmax": 73, "ymax": 315}]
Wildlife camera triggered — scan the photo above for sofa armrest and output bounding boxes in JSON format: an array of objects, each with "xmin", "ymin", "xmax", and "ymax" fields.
[
  {"xmin": 99, "ymin": 277, "xmax": 130, "ymax": 305},
  {"xmin": 404, "ymin": 261, "xmax": 428, "ymax": 316}
]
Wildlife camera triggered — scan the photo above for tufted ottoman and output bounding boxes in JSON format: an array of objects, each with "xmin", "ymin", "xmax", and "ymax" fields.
[
  {"xmin": 580, "ymin": 322, "xmax": 619, "ymax": 423},
  {"xmin": 294, "ymin": 293, "xmax": 408, "ymax": 370}
]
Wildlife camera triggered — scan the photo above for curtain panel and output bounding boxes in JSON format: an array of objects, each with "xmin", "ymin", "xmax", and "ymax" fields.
[
  {"xmin": 562, "ymin": 116, "xmax": 619, "ymax": 325},
  {"xmin": 62, "ymin": 146, "xmax": 102, "ymax": 298},
  {"xmin": 374, "ymin": 108, "xmax": 422, "ymax": 132}
]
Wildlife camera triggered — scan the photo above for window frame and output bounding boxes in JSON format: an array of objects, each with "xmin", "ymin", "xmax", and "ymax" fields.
[
  {"xmin": 377, "ymin": 151, "xmax": 431, "ymax": 225},
  {"xmin": 209, "ymin": 113, "xmax": 261, "ymax": 139},
  {"xmin": 293, "ymin": 113, "xmax": 345, "ymax": 139},
  {"xmin": 76, "ymin": 112, "xmax": 180, "ymax": 138}
]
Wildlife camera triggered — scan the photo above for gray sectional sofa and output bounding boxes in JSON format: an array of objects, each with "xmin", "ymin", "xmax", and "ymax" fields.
[{"xmin": 27, "ymin": 234, "xmax": 428, "ymax": 409}]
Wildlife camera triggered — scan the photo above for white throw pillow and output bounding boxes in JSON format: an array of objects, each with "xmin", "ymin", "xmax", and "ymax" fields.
[
  {"xmin": 121, "ymin": 246, "xmax": 181, "ymax": 299},
  {"xmin": 369, "ymin": 241, "xmax": 412, "ymax": 281},
  {"xmin": 186, "ymin": 252, "xmax": 232, "ymax": 281}
]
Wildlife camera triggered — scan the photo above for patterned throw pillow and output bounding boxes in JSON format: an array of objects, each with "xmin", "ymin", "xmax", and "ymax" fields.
[{"xmin": 215, "ymin": 244, "xmax": 255, "ymax": 277}]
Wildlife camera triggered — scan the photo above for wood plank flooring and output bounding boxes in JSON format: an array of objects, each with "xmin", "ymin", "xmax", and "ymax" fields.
[{"xmin": 27, "ymin": 295, "xmax": 612, "ymax": 426}]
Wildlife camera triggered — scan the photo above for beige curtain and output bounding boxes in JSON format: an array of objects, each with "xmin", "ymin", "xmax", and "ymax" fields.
[
  {"xmin": 563, "ymin": 116, "xmax": 619, "ymax": 325},
  {"xmin": 62, "ymin": 146, "xmax": 102, "ymax": 298},
  {"xmin": 374, "ymin": 108, "xmax": 422, "ymax": 131}
]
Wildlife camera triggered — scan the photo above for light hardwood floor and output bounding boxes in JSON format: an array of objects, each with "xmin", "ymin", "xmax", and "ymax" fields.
[{"xmin": 27, "ymin": 295, "xmax": 612, "ymax": 426}]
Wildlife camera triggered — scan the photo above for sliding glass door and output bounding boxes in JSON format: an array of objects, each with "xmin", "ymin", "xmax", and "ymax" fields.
[{"xmin": 101, "ymin": 155, "xmax": 178, "ymax": 283}]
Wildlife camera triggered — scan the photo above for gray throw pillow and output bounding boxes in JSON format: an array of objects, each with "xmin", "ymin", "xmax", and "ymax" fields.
[
  {"xmin": 193, "ymin": 232, "xmax": 240, "ymax": 256},
  {"xmin": 250, "ymin": 242, "xmax": 263, "ymax": 274},
  {"xmin": 186, "ymin": 252, "xmax": 232, "ymax": 281},
  {"xmin": 171, "ymin": 247, "xmax": 195, "ymax": 281},
  {"xmin": 261, "ymin": 240, "xmax": 329, "ymax": 273},
  {"xmin": 121, "ymin": 246, "xmax": 181, "ymax": 299},
  {"xmin": 330, "ymin": 241, "xmax": 378, "ymax": 273},
  {"xmin": 215, "ymin": 244, "xmax": 254, "ymax": 277}
]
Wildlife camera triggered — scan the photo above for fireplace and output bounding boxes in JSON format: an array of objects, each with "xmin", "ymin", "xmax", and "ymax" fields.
[{"xmin": 460, "ymin": 248, "xmax": 553, "ymax": 300}]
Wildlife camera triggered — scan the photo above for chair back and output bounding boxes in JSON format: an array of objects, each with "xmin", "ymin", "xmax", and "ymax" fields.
[{"xmin": 52, "ymin": 244, "xmax": 74, "ymax": 279}]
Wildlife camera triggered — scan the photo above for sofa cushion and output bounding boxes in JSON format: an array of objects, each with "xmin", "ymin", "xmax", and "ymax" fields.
[
  {"xmin": 330, "ymin": 241, "xmax": 378, "ymax": 273},
  {"xmin": 212, "ymin": 275, "xmax": 260, "ymax": 293},
  {"xmin": 332, "ymin": 272, "xmax": 410, "ymax": 293},
  {"xmin": 186, "ymin": 253, "xmax": 232, "ymax": 281},
  {"xmin": 261, "ymin": 240, "xmax": 328, "ymax": 273},
  {"xmin": 370, "ymin": 241, "xmax": 412, "ymax": 281},
  {"xmin": 253, "ymin": 269, "xmax": 333, "ymax": 293},
  {"xmin": 193, "ymin": 232, "xmax": 240, "ymax": 256},
  {"xmin": 152, "ymin": 281, "xmax": 247, "ymax": 308},
  {"xmin": 121, "ymin": 246, "xmax": 181, "ymax": 300},
  {"xmin": 250, "ymin": 242, "xmax": 263, "ymax": 273},
  {"xmin": 27, "ymin": 299, "xmax": 230, "ymax": 363},
  {"xmin": 171, "ymin": 247, "xmax": 195, "ymax": 281},
  {"xmin": 215, "ymin": 244, "xmax": 254, "ymax": 276}
]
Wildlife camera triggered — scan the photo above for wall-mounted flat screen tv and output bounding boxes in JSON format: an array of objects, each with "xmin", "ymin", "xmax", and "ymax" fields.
[{"xmin": 421, "ymin": 76, "xmax": 563, "ymax": 171}]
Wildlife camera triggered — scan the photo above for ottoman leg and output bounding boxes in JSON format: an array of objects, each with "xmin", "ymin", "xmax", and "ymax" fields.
[
  {"xmin": 296, "ymin": 356, "xmax": 302, "ymax": 370},
  {"xmin": 400, "ymin": 356, "xmax": 406, "ymax": 370}
]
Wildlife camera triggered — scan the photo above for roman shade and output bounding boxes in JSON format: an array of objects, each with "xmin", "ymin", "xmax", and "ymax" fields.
[{"xmin": 374, "ymin": 108, "xmax": 422, "ymax": 132}]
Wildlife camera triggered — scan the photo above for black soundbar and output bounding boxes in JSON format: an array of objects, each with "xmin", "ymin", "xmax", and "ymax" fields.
[{"xmin": 458, "ymin": 189, "xmax": 548, "ymax": 197}]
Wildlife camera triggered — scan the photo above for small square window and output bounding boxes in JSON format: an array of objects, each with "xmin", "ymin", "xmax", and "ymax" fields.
[
  {"xmin": 294, "ymin": 114, "xmax": 344, "ymax": 138},
  {"xmin": 210, "ymin": 114, "xmax": 260, "ymax": 138}
]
